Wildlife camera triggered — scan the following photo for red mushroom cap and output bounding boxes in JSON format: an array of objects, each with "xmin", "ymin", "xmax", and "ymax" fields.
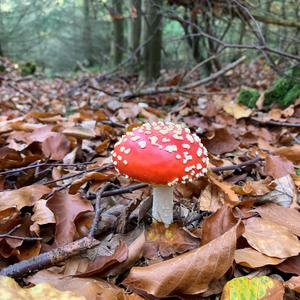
[{"xmin": 112, "ymin": 122, "xmax": 208, "ymax": 185}]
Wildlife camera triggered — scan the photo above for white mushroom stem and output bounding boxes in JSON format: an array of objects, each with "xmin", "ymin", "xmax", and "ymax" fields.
[{"xmin": 152, "ymin": 185, "xmax": 174, "ymax": 225}]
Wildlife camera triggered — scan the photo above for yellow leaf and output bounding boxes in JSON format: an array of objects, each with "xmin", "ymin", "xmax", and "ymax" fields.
[{"xmin": 223, "ymin": 102, "xmax": 252, "ymax": 119}]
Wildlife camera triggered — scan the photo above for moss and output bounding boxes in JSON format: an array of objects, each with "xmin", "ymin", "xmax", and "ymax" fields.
[
  {"xmin": 281, "ymin": 83, "xmax": 300, "ymax": 107},
  {"xmin": 264, "ymin": 78, "xmax": 294, "ymax": 106},
  {"xmin": 237, "ymin": 88, "xmax": 260, "ymax": 108},
  {"xmin": 20, "ymin": 61, "xmax": 36, "ymax": 76}
]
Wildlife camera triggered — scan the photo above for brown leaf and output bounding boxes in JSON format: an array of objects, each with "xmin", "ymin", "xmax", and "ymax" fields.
[
  {"xmin": 284, "ymin": 276, "xmax": 300, "ymax": 293},
  {"xmin": 234, "ymin": 247, "xmax": 284, "ymax": 268},
  {"xmin": 47, "ymin": 191, "xmax": 93, "ymax": 246},
  {"xmin": 201, "ymin": 205, "xmax": 238, "ymax": 245},
  {"xmin": 77, "ymin": 240, "xmax": 128, "ymax": 277},
  {"xmin": 95, "ymin": 139, "xmax": 110, "ymax": 154},
  {"xmin": 69, "ymin": 172, "xmax": 114, "ymax": 194},
  {"xmin": 263, "ymin": 155, "xmax": 295, "ymax": 179},
  {"xmin": 276, "ymin": 255, "xmax": 300, "ymax": 275},
  {"xmin": 223, "ymin": 102, "xmax": 252, "ymax": 119},
  {"xmin": 208, "ymin": 173, "xmax": 240, "ymax": 206},
  {"xmin": 202, "ymin": 128, "xmax": 239, "ymax": 155},
  {"xmin": 242, "ymin": 217, "xmax": 300, "ymax": 258},
  {"xmin": 259, "ymin": 175, "xmax": 297, "ymax": 207},
  {"xmin": 255, "ymin": 203, "xmax": 300, "ymax": 236},
  {"xmin": 143, "ymin": 222, "xmax": 199, "ymax": 259},
  {"xmin": 29, "ymin": 270, "xmax": 140, "ymax": 300},
  {"xmin": 123, "ymin": 222, "xmax": 243, "ymax": 297},
  {"xmin": 273, "ymin": 145, "xmax": 300, "ymax": 163},
  {"xmin": 42, "ymin": 133, "xmax": 70, "ymax": 160},
  {"xmin": 30, "ymin": 199, "xmax": 56, "ymax": 235},
  {"xmin": 198, "ymin": 183, "xmax": 223, "ymax": 212},
  {"xmin": 0, "ymin": 184, "xmax": 50, "ymax": 212},
  {"xmin": 232, "ymin": 178, "xmax": 273, "ymax": 196}
]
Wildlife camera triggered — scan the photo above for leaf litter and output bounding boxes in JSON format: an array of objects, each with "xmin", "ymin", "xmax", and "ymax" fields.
[{"xmin": 0, "ymin": 59, "xmax": 299, "ymax": 299}]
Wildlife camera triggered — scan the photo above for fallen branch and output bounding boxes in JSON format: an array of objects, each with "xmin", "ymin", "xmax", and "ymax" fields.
[
  {"xmin": 115, "ymin": 56, "xmax": 246, "ymax": 100},
  {"xmin": 251, "ymin": 117, "xmax": 300, "ymax": 128},
  {"xmin": 0, "ymin": 237, "xmax": 99, "ymax": 278}
]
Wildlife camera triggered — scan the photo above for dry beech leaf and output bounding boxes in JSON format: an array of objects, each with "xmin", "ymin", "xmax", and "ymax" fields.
[
  {"xmin": 234, "ymin": 248, "xmax": 284, "ymax": 268},
  {"xmin": 232, "ymin": 178, "xmax": 274, "ymax": 196},
  {"xmin": 29, "ymin": 270, "xmax": 141, "ymax": 300},
  {"xmin": 260, "ymin": 175, "xmax": 297, "ymax": 207},
  {"xmin": 255, "ymin": 203, "xmax": 300, "ymax": 236},
  {"xmin": 276, "ymin": 254, "xmax": 300, "ymax": 275},
  {"xmin": 123, "ymin": 222, "xmax": 243, "ymax": 297},
  {"xmin": 208, "ymin": 174, "xmax": 240, "ymax": 206},
  {"xmin": 77, "ymin": 240, "xmax": 128, "ymax": 277},
  {"xmin": 263, "ymin": 155, "xmax": 295, "ymax": 179},
  {"xmin": 242, "ymin": 217, "xmax": 300, "ymax": 258},
  {"xmin": 0, "ymin": 275, "xmax": 83, "ymax": 300},
  {"xmin": 284, "ymin": 276, "xmax": 300, "ymax": 292},
  {"xmin": 201, "ymin": 205, "xmax": 237, "ymax": 245},
  {"xmin": 223, "ymin": 102, "xmax": 252, "ymax": 119},
  {"xmin": 273, "ymin": 145, "xmax": 300, "ymax": 164},
  {"xmin": 221, "ymin": 276, "xmax": 284, "ymax": 300},
  {"xmin": 69, "ymin": 172, "xmax": 114, "ymax": 194},
  {"xmin": 202, "ymin": 128, "xmax": 239, "ymax": 155},
  {"xmin": 47, "ymin": 191, "xmax": 93, "ymax": 247},
  {"xmin": 30, "ymin": 199, "xmax": 56, "ymax": 234},
  {"xmin": 41, "ymin": 133, "xmax": 71, "ymax": 160},
  {"xmin": 0, "ymin": 184, "xmax": 50, "ymax": 212},
  {"xmin": 143, "ymin": 222, "xmax": 199, "ymax": 259},
  {"xmin": 198, "ymin": 182, "xmax": 223, "ymax": 212}
]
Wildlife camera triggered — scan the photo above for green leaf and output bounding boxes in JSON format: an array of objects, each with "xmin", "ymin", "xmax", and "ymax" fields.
[{"xmin": 221, "ymin": 276, "xmax": 284, "ymax": 300}]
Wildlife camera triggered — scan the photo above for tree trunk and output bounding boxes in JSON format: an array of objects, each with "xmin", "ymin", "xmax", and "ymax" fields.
[
  {"xmin": 128, "ymin": 0, "xmax": 142, "ymax": 73},
  {"xmin": 83, "ymin": 0, "xmax": 93, "ymax": 66},
  {"xmin": 111, "ymin": 0, "xmax": 124, "ymax": 67},
  {"xmin": 142, "ymin": 0, "xmax": 163, "ymax": 83}
]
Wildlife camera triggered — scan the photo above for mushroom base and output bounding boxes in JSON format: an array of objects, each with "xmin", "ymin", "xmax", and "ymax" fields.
[{"xmin": 152, "ymin": 185, "xmax": 174, "ymax": 225}]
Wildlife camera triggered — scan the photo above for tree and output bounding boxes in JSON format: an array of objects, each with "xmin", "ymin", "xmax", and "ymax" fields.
[
  {"xmin": 128, "ymin": 0, "xmax": 142, "ymax": 73},
  {"xmin": 111, "ymin": 0, "xmax": 124, "ymax": 67},
  {"xmin": 142, "ymin": 0, "xmax": 163, "ymax": 82}
]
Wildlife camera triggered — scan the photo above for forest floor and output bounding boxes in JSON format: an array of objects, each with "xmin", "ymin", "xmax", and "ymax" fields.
[{"xmin": 0, "ymin": 57, "xmax": 299, "ymax": 299}]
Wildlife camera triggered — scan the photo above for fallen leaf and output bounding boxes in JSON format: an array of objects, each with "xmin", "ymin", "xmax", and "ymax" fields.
[
  {"xmin": 242, "ymin": 217, "xmax": 300, "ymax": 258},
  {"xmin": 69, "ymin": 172, "xmax": 114, "ymax": 194},
  {"xmin": 259, "ymin": 175, "xmax": 297, "ymax": 207},
  {"xmin": 284, "ymin": 276, "xmax": 300, "ymax": 292},
  {"xmin": 276, "ymin": 254, "xmax": 300, "ymax": 275},
  {"xmin": 232, "ymin": 178, "xmax": 273, "ymax": 196},
  {"xmin": 0, "ymin": 184, "xmax": 50, "ymax": 212},
  {"xmin": 201, "ymin": 205, "xmax": 238, "ymax": 245},
  {"xmin": 29, "ymin": 270, "xmax": 139, "ymax": 300},
  {"xmin": 202, "ymin": 128, "xmax": 239, "ymax": 155},
  {"xmin": 273, "ymin": 145, "xmax": 300, "ymax": 163},
  {"xmin": 234, "ymin": 248, "xmax": 284, "ymax": 268},
  {"xmin": 255, "ymin": 203, "xmax": 300, "ymax": 236},
  {"xmin": 198, "ymin": 182, "xmax": 223, "ymax": 212},
  {"xmin": 0, "ymin": 275, "xmax": 84, "ymax": 300},
  {"xmin": 123, "ymin": 222, "xmax": 243, "ymax": 297},
  {"xmin": 221, "ymin": 276, "xmax": 284, "ymax": 300},
  {"xmin": 47, "ymin": 191, "xmax": 93, "ymax": 246},
  {"xmin": 30, "ymin": 199, "xmax": 56, "ymax": 235},
  {"xmin": 223, "ymin": 102, "xmax": 252, "ymax": 119},
  {"xmin": 42, "ymin": 133, "xmax": 71, "ymax": 160},
  {"xmin": 143, "ymin": 222, "xmax": 199, "ymax": 259},
  {"xmin": 77, "ymin": 240, "xmax": 128, "ymax": 277},
  {"xmin": 263, "ymin": 155, "xmax": 295, "ymax": 179},
  {"xmin": 208, "ymin": 174, "xmax": 240, "ymax": 206}
]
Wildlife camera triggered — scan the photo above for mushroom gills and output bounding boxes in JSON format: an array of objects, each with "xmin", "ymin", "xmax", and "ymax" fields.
[{"xmin": 152, "ymin": 185, "xmax": 174, "ymax": 225}]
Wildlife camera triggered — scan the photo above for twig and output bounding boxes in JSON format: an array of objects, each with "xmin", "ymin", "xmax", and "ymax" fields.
[
  {"xmin": 44, "ymin": 164, "xmax": 114, "ymax": 185},
  {"xmin": 0, "ymin": 237, "xmax": 99, "ymax": 278},
  {"xmin": 211, "ymin": 156, "xmax": 263, "ymax": 172},
  {"xmin": 0, "ymin": 225, "xmax": 42, "ymax": 241},
  {"xmin": 88, "ymin": 183, "xmax": 115, "ymax": 238},
  {"xmin": 0, "ymin": 161, "xmax": 95, "ymax": 176},
  {"xmin": 251, "ymin": 117, "xmax": 300, "ymax": 127},
  {"xmin": 113, "ymin": 56, "xmax": 245, "ymax": 101}
]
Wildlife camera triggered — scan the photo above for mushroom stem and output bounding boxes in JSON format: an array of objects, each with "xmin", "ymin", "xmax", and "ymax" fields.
[{"xmin": 152, "ymin": 185, "xmax": 174, "ymax": 225}]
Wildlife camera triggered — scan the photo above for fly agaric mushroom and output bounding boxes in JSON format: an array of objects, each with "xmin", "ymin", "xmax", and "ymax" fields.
[{"xmin": 112, "ymin": 122, "xmax": 208, "ymax": 225}]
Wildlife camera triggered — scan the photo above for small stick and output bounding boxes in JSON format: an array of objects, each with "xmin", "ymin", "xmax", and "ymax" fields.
[{"xmin": 0, "ymin": 225, "xmax": 42, "ymax": 241}]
